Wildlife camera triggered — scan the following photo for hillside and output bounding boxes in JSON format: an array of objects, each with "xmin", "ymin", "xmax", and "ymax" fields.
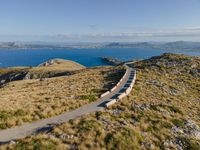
[
  {"xmin": 105, "ymin": 41, "xmax": 200, "ymax": 52},
  {"xmin": 0, "ymin": 60, "xmax": 125, "ymax": 130},
  {"xmin": 0, "ymin": 59, "xmax": 85, "ymax": 87},
  {"xmin": 37, "ymin": 59, "xmax": 85, "ymax": 70},
  {"xmin": 1, "ymin": 53, "xmax": 200, "ymax": 149}
]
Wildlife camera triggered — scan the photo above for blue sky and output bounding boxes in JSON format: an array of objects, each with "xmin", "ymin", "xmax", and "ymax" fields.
[{"xmin": 0, "ymin": 0, "xmax": 200, "ymax": 42}]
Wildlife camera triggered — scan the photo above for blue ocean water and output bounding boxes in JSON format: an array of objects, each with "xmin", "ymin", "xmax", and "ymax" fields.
[{"xmin": 0, "ymin": 48, "xmax": 199, "ymax": 67}]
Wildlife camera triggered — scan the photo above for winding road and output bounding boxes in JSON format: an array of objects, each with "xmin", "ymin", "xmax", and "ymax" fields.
[{"xmin": 0, "ymin": 63, "xmax": 136, "ymax": 143}]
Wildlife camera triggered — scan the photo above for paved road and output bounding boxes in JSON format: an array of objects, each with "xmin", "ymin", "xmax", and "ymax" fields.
[{"xmin": 0, "ymin": 64, "xmax": 135, "ymax": 143}]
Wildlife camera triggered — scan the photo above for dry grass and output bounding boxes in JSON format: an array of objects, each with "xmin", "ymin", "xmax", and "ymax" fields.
[
  {"xmin": 1, "ymin": 53, "xmax": 200, "ymax": 150},
  {"xmin": 0, "ymin": 59, "xmax": 85, "ymax": 75},
  {"xmin": 0, "ymin": 59, "xmax": 86, "ymax": 84},
  {"xmin": 0, "ymin": 66, "xmax": 124, "ymax": 130},
  {"xmin": 0, "ymin": 67, "xmax": 29, "ymax": 75},
  {"xmin": 30, "ymin": 59, "xmax": 86, "ymax": 73}
]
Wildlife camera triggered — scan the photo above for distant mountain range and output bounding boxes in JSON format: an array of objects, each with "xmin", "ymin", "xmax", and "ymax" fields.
[
  {"xmin": 0, "ymin": 42, "xmax": 73, "ymax": 49},
  {"xmin": 105, "ymin": 41, "xmax": 200, "ymax": 51},
  {"xmin": 0, "ymin": 41, "xmax": 200, "ymax": 52}
]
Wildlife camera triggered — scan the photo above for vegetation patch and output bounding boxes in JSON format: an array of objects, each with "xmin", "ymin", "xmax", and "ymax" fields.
[
  {"xmin": 79, "ymin": 95, "xmax": 97, "ymax": 102},
  {"xmin": 105, "ymin": 128, "xmax": 143, "ymax": 150},
  {"xmin": 78, "ymin": 119, "xmax": 102, "ymax": 132},
  {"xmin": 178, "ymin": 136, "xmax": 200, "ymax": 150},
  {"xmin": 2, "ymin": 53, "xmax": 200, "ymax": 149},
  {"xmin": 171, "ymin": 118, "xmax": 185, "ymax": 127},
  {"xmin": 0, "ymin": 66, "xmax": 124, "ymax": 129},
  {"xmin": 14, "ymin": 138, "xmax": 59, "ymax": 150}
]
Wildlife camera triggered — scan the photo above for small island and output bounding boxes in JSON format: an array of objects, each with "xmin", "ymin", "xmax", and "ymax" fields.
[{"xmin": 101, "ymin": 57, "xmax": 123, "ymax": 66}]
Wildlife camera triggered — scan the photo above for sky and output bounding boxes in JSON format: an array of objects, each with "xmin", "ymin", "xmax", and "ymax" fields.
[{"xmin": 0, "ymin": 0, "xmax": 200, "ymax": 42}]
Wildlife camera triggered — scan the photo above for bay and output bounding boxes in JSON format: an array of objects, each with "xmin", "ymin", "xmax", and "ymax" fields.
[{"xmin": 0, "ymin": 48, "xmax": 199, "ymax": 67}]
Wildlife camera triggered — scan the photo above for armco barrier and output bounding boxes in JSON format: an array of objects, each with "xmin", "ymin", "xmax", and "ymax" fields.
[
  {"xmin": 100, "ymin": 91, "xmax": 110, "ymax": 98},
  {"xmin": 105, "ymin": 99, "xmax": 117, "ymax": 107}
]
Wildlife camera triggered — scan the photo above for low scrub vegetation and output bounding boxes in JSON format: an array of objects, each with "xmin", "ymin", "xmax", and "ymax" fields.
[
  {"xmin": 0, "ymin": 65, "xmax": 124, "ymax": 130},
  {"xmin": 2, "ymin": 53, "xmax": 200, "ymax": 149}
]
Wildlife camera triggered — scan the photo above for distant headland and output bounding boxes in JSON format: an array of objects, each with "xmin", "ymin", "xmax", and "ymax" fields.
[{"xmin": 0, "ymin": 41, "xmax": 200, "ymax": 52}]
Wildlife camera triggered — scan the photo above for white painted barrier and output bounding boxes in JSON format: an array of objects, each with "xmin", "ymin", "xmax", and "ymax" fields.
[
  {"xmin": 109, "ymin": 69, "xmax": 128, "ymax": 93},
  {"xmin": 117, "ymin": 93, "xmax": 127, "ymax": 99},
  {"xmin": 131, "ymin": 79, "xmax": 134, "ymax": 83},
  {"xmin": 116, "ymin": 69, "xmax": 137, "ymax": 101},
  {"xmin": 110, "ymin": 86, "xmax": 117, "ymax": 92},
  {"xmin": 134, "ymin": 71, "xmax": 137, "ymax": 79},
  {"xmin": 100, "ymin": 91, "xmax": 110, "ymax": 98},
  {"xmin": 116, "ymin": 82, "xmax": 121, "ymax": 86},
  {"xmin": 125, "ymin": 87, "xmax": 132, "ymax": 94},
  {"xmin": 130, "ymin": 83, "xmax": 134, "ymax": 88},
  {"xmin": 105, "ymin": 99, "xmax": 117, "ymax": 107},
  {"xmin": 124, "ymin": 70, "xmax": 128, "ymax": 78},
  {"xmin": 101, "ymin": 67, "xmax": 136, "ymax": 100}
]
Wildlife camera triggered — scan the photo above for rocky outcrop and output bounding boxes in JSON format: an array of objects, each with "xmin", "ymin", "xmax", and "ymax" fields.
[
  {"xmin": 37, "ymin": 58, "xmax": 85, "ymax": 69},
  {"xmin": 184, "ymin": 120, "xmax": 200, "ymax": 140},
  {"xmin": 0, "ymin": 71, "xmax": 27, "ymax": 87},
  {"xmin": 0, "ymin": 59, "xmax": 85, "ymax": 86},
  {"xmin": 23, "ymin": 71, "xmax": 73, "ymax": 80},
  {"xmin": 169, "ymin": 120, "xmax": 200, "ymax": 149},
  {"xmin": 0, "ymin": 69, "xmax": 73, "ymax": 86},
  {"xmin": 38, "ymin": 59, "xmax": 58, "ymax": 67},
  {"xmin": 135, "ymin": 53, "xmax": 200, "ymax": 77},
  {"xmin": 101, "ymin": 57, "xmax": 123, "ymax": 66}
]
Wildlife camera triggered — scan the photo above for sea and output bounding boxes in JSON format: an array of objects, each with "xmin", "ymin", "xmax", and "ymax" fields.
[{"xmin": 0, "ymin": 48, "xmax": 199, "ymax": 67}]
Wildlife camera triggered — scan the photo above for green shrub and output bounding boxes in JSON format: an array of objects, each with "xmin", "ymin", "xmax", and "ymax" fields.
[
  {"xmin": 105, "ymin": 128, "xmax": 143, "ymax": 150},
  {"xmin": 15, "ymin": 109, "xmax": 26, "ymax": 116},
  {"xmin": 0, "ymin": 123, "xmax": 7, "ymax": 129},
  {"xmin": 79, "ymin": 95, "xmax": 96, "ymax": 102},
  {"xmin": 162, "ymin": 122, "xmax": 173, "ymax": 129},
  {"xmin": 171, "ymin": 119, "xmax": 184, "ymax": 127},
  {"xmin": 78, "ymin": 120, "xmax": 101, "ymax": 132},
  {"xmin": 15, "ymin": 139, "xmax": 57, "ymax": 150},
  {"xmin": 168, "ymin": 105, "xmax": 183, "ymax": 114},
  {"xmin": 91, "ymin": 88, "xmax": 107, "ymax": 93},
  {"xmin": 0, "ymin": 111, "xmax": 12, "ymax": 121}
]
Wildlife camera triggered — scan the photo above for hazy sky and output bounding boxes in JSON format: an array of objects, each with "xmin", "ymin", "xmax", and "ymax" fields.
[{"xmin": 0, "ymin": 0, "xmax": 200, "ymax": 42}]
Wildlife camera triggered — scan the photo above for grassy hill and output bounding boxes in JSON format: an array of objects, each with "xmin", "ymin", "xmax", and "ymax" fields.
[
  {"xmin": 0, "ymin": 59, "xmax": 85, "ymax": 74},
  {"xmin": 0, "ymin": 60, "xmax": 125, "ymax": 130},
  {"xmin": 1, "ymin": 53, "xmax": 200, "ymax": 150},
  {"xmin": 36, "ymin": 59, "xmax": 85, "ymax": 71},
  {"xmin": 0, "ymin": 59, "xmax": 86, "ymax": 86}
]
